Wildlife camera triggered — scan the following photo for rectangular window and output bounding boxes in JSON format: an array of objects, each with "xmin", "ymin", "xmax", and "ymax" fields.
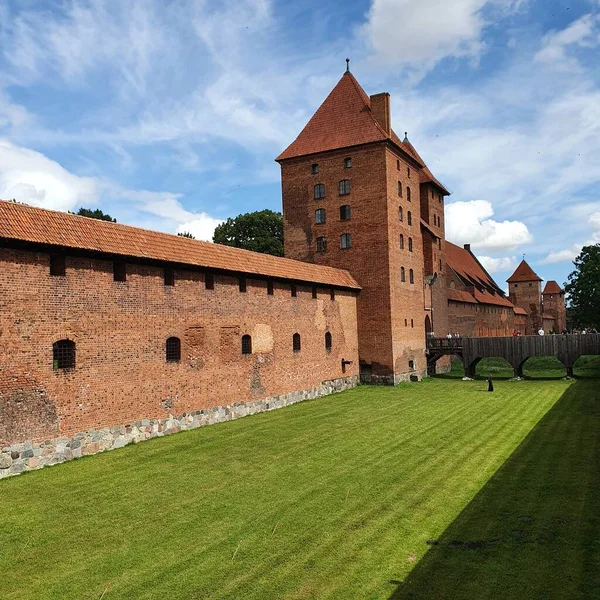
[
  {"xmin": 291, "ymin": 284, "xmax": 297, "ymax": 297},
  {"xmin": 311, "ymin": 163, "xmax": 319, "ymax": 174},
  {"xmin": 339, "ymin": 179, "xmax": 350, "ymax": 196},
  {"xmin": 50, "ymin": 254, "xmax": 66, "ymax": 277},
  {"xmin": 407, "ymin": 187, "xmax": 411, "ymax": 202},
  {"xmin": 396, "ymin": 159, "xmax": 400, "ymax": 170},
  {"xmin": 239, "ymin": 277, "xmax": 247, "ymax": 293},
  {"xmin": 344, "ymin": 157, "xmax": 352, "ymax": 168},
  {"xmin": 316, "ymin": 236, "xmax": 327, "ymax": 252},
  {"xmin": 314, "ymin": 183, "xmax": 325, "ymax": 199},
  {"xmin": 407, "ymin": 167, "xmax": 411, "ymax": 178},
  {"xmin": 113, "ymin": 261, "xmax": 126, "ymax": 282},
  {"xmin": 340, "ymin": 205, "xmax": 351, "ymax": 221},
  {"xmin": 205, "ymin": 272, "xmax": 215, "ymax": 290},
  {"xmin": 164, "ymin": 267, "xmax": 175, "ymax": 286},
  {"xmin": 267, "ymin": 280, "xmax": 274, "ymax": 295},
  {"xmin": 398, "ymin": 181, "xmax": 402, "ymax": 197},
  {"xmin": 315, "ymin": 208, "xmax": 326, "ymax": 224},
  {"xmin": 340, "ymin": 233, "xmax": 352, "ymax": 249}
]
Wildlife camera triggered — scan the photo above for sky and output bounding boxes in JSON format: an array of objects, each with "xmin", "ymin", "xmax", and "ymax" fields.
[{"xmin": 0, "ymin": 0, "xmax": 599, "ymax": 289}]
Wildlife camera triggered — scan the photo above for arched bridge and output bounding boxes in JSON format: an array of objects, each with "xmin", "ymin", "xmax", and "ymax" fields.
[{"xmin": 427, "ymin": 334, "xmax": 600, "ymax": 378}]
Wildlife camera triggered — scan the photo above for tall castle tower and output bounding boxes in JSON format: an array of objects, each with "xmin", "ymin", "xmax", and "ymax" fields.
[
  {"xmin": 542, "ymin": 281, "xmax": 567, "ymax": 332},
  {"xmin": 507, "ymin": 259, "xmax": 543, "ymax": 334},
  {"xmin": 276, "ymin": 67, "xmax": 450, "ymax": 383}
]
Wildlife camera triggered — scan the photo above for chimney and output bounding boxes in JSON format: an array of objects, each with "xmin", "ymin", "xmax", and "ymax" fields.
[
  {"xmin": 464, "ymin": 244, "xmax": 471, "ymax": 252},
  {"xmin": 370, "ymin": 93, "xmax": 391, "ymax": 135}
]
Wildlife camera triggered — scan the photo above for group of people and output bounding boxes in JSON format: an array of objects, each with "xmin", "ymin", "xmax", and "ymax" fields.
[{"xmin": 445, "ymin": 332, "xmax": 461, "ymax": 339}]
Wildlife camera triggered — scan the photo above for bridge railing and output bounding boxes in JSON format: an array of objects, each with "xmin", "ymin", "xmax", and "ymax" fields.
[{"xmin": 427, "ymin": 337, "xmax": 463, "ymax": 351}]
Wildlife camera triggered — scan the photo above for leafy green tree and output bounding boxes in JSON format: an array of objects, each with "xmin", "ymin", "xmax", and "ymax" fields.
[
  {"xmin": 564, "ymin": 244, "xmax": 600, "ymax": 330},
  {"xmin": 177, "ymin": 232, "xmax": 195, "ymax": 239},
  {"xmin": 213, "ymin": 210, "xmax": 283, "ymax": 256},
  {"xmin": 73, "ymin": 207, "xmax": 117, "ymax": 222}
]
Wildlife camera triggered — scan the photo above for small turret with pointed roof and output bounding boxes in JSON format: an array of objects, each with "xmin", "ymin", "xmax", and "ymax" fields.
[
  {"xmin": 507, "ymin": 259, "xmax": 543, "ymax": 334},
  {"xmin": 507, "ymin": 259, "xmax": 542, "ymax": 283}
]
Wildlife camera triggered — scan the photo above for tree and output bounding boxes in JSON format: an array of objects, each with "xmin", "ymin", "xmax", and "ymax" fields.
[
  {"xmin": 177, "ymin": 232, "xmax": 195, "ymax": 239},
  {"xmin": 73, "ymin": 207, "xmax": 117, "ymax": 222},
  {"xmin": 213, "ymin": 210, "xmax": 283, "ymax": 256},
  {"xmin": 564, "ymin": 244, "xmax": 600, "ymax": 330}
]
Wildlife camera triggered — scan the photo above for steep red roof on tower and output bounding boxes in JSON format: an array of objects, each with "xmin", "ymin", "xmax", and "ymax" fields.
[
  {"xmin": 507, "ymin": 259, "xmax": 542, "ymax": 283},
  {"xmin": 399, "ymin": 136, "xmax": 451, "ymax": 196},
  {"xmin": 542, "ymin": 280, "xmax": 564, "ymax": 294}
]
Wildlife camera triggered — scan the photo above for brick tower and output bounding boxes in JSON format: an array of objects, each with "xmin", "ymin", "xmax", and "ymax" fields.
[
  {"xmin": 542, "ymin": 281, "xmax": 567, "ymax": 332},
  {"xmin": 507, "ymin": 259, "xmax": 543, "ymax": 334},
  {"xmin": 276, "ymin": 67, "xmax": 450, "ymax": 383}
]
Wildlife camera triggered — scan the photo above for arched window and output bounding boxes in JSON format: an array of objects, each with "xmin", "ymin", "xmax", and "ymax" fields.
[
  {"xmin": 407, "ymin": 187, "xmax": 411, "ymax": 202},
  {"xmin": 53, "ymin": 339, "xmax": 75, "ymax": 370},
  {"xmin": 398, "ymin": 207, "xmax": 403, "ymax": 221},
  {"xmin": 400, "ymin": 234, "xmax": 404, "ymax": 249},
  {"xmin": 315, "ymin": 208, "xmax": 326, "ymax": 224},
  {"xmin": 166, "ymin": 337, "xmax": 181, "ymax": 362},
  {"xmin": 398, "ymin": 181, "xmax": 402, "ymax": 197},
  {"xmin": 408, "ymin": 237, "xmax": 413, "ymax": 252},
  {"xmin": 409, "ymin": 269, "xmax": 414, "ymax": 284},
  {"xmin": 450, "ymin": 281, "xmax": 456, "ymax": 289},
  {"xmin": 293, "ymin": 333, "xmax": 301, "ymax": 353},
  {"xmin": 339, "ymin": 205, "xmax": 351, "ymax": 221},
  {"xmin": 339, "ymin": 179, "xmax": 351, "ymax": 196},
  {"xmin": 241, "ymin": 335, "xmax": 252, "ymax": 355},
  {"xmin": 401, "ymin": 267, "xmax": 406, "ymax": 282},
  {"xmin": 409, "ymin": 359, "xmax": 415, "ymax": 370},
  {"xmin": 340, "ymin": 233, "xmax": 352, "ymax": 249},
  {"xmin": 314, "ymin": 183, "xmax": 325, "ymax": 199},
  {"xmin": 407, "ymin": 211, "xmax": 412, "ymax": 226},
  {"xmin": 325, "ymin": 331, "xmax": 332, "ymax": 352}
]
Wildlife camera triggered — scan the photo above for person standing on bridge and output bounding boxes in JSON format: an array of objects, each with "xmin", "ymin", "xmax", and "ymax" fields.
[{"xmin": 487, "ymin": 376, "xmax": 494, "ymax": 392}]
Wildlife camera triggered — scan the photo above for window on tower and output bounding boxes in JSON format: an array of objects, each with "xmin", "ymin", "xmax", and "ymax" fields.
[
  {"xmin": 339, "ymin": 179, "xmax": 351, "ymax": 196},
  {"xmin": 408, "ymin": 237, "xmax": 413, "ymax": 252},
  {"xmin": 314, "ymin": 183, "xmax": 326, "ymax": 199},
  {"xmin": 340, "ymin": 205, "xmax": 351, "ymax": 221},
  {"xmin": 400, "ymin": 234, "xmax": 404, "ymax": 249},
  {"xmin": 401, "ymin": 267, "xmax": 406, "ymax": 282},
  {"xmin": 398, "ymin": 181, "xmax": 402, "ymax": 197},
  {"xmin": 409, "ymin": 269, "xmax": 414, "ymax": 284},
  {"xmin": 344, "ymin": 157, "xmax": 352, "ymax": 168},
  {"xmin": 399, "ymin": 206, "xmax": 403, "ymax": 221},
  {"xmin": 407, "ymin": 211, "xmax": 412, "ymax": 225},
  {"xmin": 407, "ymin": 187, "xmax": 411, "ymax": 202},
  {"xmin": 316, "ymin": 236, "xmax": 327, "ymax": 252},
  {"xmin": 340, "ymin": 233, "xmax": 352, "ymax": 249},
  {"xmin": 315, "ymin": 208, "xmax": 326, "ymax": 224},
  {"xmin": 311, "ymin": 163, "xmax": 319, "ymax": 174}
]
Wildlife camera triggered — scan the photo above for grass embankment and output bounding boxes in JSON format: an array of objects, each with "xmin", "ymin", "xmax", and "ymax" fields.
[{"xmin": 0, "ymin": 373, "xmax": 598, "ymax": 599}]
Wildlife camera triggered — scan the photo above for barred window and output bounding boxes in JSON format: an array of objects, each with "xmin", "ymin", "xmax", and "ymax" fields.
[
  {"xmin": 398, "ymin": 181, "xmax": 402, "ymax": 197},
  {"xmin": 340, "ymin": 233, "xmax": 352, "ymax": 249},
  {"xmin": 409, "ymin": 269, "xmax": 414, "ymax": 284},
  {"xmin": 113, "ymin": 261, "xmax": 126, "ymax": 282},
  {"xmin": 239, "ymin": 277, "xmax": 247, "ymax": 293},
  {"xmin": 400, "ymin": 234, "xmax": 404, "ymax": 249},
  {"xmin": 315, "ymin": 208, "xmax": 326, "ymax": 224},
  {"xmin": 325, "ymin": 331, "xmax": 332, "ymax": 352},
  {"xmin": 50, "ymin": 254, "xmax": 66, "ymax": 277},
  {"xmin": 407, "ymin": 211, "xmax": 412, "ymax": 226},
  {"xmin": 311, "ymin": 163, "xmax": 319, "ymax": 174},
  {"xmin": 166, "ymin": 337, "xmax": 181, "ymax": 362},
  {"xmin": 408, "ymin": 237, "xmax": 413, "ymax": 252},
  {"xmin": 267, "ymin": 280, "xmax": 274, "ymax": 295},
  {"xmin": 401, "ymin": 267, "xmax": 406, "ymax": 282},
  {"xmin": 241, "ymin": 335, "xmax": 252, "ymax": 355},
  {"xmin": 53, "ymin": 339, "xmax": 75, "ymax": 370},
  {"xmin": 316, "ymin": 236, "xmax": 327, "ymax": 252},
  {"xmin": 314, "ymin": 183, "xmax": 326, "ymax": 199},
  {"xmin": 339, "ymin": 179, "xmax": 350, "ymax": 196},
  {"xmin": 205, "ymin": 272, "xmax": 215, "ymax": 290},
  {"xmin": 340, "ymin": 205, "xmax": 351, "ymax": 221},
  {"xmin": 164, "ymin": 267, "xmax": 175, "ymax": 286},
  {"xmin": 293, "ymin": 333, "xmax": 301, "ymax": 353},
  {"xmin": 407, "ymin": 187, "xmax": 411, "ymax": 202},
  {"xmin": 344, "ymin": 157, "xmax": 352, "ymax": 168}
]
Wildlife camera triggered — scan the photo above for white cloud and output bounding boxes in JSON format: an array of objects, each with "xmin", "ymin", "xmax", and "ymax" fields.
[
  {"xmin": 543, "ymin": 210, "xmax": 600, "ymax": 263},
  {"xmin": 176, "ymin": 216, "xmax": 223, "ymax": 242},
  {"xmin": 477, "ymin": 255, "xmax": 517, "ymax": 273},
  {"xmin": 445, "ymin": 200, "xmax": 532, "ymax": 251}
]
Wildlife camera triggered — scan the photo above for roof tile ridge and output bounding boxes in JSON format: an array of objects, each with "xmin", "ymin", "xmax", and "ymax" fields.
[{"xmin": 345, "ymin": 73, "xmax": 390, "ymax": 140}]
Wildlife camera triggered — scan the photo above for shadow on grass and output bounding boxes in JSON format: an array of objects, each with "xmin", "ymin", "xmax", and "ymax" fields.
[{"xmin": 389, "ymin": 379, "xmax": 600, "ymax": 600}]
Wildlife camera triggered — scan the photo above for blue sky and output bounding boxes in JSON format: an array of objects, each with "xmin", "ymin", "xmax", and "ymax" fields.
[{"xmin": 0, "ymin": 0, "xmax": 599, "ymax": 288}]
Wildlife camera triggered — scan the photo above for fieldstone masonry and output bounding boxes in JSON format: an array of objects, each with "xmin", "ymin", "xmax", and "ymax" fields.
[{"xmin": 0, "ymin": 376, "xmax": 358, "ymax": 479}]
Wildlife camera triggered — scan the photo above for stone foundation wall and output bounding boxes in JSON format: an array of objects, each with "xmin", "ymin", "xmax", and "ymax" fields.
[{"xmin": 0, "ymin": 376, "xmax": 358, "ymax": 480}]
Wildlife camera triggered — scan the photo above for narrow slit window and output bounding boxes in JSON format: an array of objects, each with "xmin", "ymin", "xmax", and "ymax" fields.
[
  {"xmin": 398, "ymin": 181, "xmax": 402, "ymax": 197},
  {"xmin": 205, "ymin": 272, "xmax": 215, "ymax": 290},
  {"xmin": 166, "ymin": 337, "xmax": 181, "ymax": 362},
  {"xmin": 315, "ymin": 208, "xmax": 326, "ymax": 224},
  {"xmin": 239, "ymin": 277, "xmax": 247, "ymax": 293},
  {"xmin": 267, "ymin": 280, "xmax": 274, "ymax": 295},
  {"xmin": 330, "ymin": 288, "xmax": 335, "ymax": 301},
  {"xmin": 164, "ymin": 267, "xmax": 175, "ymax": 286},
  {"xmin": 293, "ymin": 333, "xmax": 301, "ymax": 353},
  {"xmin": 339, "ymin": 179, "xmax": 351, "ymax": 196},
  {"xmin": 50, "ymin": 254, "xmax": 66, "ymax": 277},
  {"xmin": 401, "ymin": 267, "xmax": 406, "ymax": 282},
  {"xmin": 407, "ymin": 187, "xmax": 411, "ymax": 202},
  {"xmin": 399, "ymin": 206, "xmax": 403, "ymax": 221},
  {"xmin": 407, "ymin": 211, "xmax": 412, "ymax": 226},
  {"xmin": 312, "ymin": 286, "xmax": 317, "ymax": 299},
  {"xmin": 397, "ymin": 159, "xmax": 400, "ymax": 170},
  {"xmin": 291, "ymin": 285, "xmax": 297, "ymax": 297},
  {"xmin": 113, "ymin": 261, "xmax": 126, "ymax": 282},
  {"xmin": 340, "ymin": 205, "xmax": 351, "ymax": 221},
  {"xmin": 340, "ymin": 233, "xmax": 352, "ymax": 249},
  {"xmin": 409, "ymin": 269, "xmax": 414, "ymax": 284},
  {"xmin": 241, "ymin": 335, "xmax": 252, "ymax": 355},
  {"xmin": 325, "ymin": 331, "xmax": 332, "ymax": 352},
  {"xmin": 400, "ymin": 234, "xmax": 404, "ymax": 249},
  {"xmin": 407, "ymin": 167, "xmax": 411, "ymax": 178},
  {"xmin": 411, "ymin": 319, "xmax": 414, "ymax": 327},
  {"xmin": 408, "ymin": 237, "xmax": 413, "ymax": 252},
  {"xmin": 314, "ymin": 183, "xmax": 326, "ymax": 199},
  {"xmin": 316, "ymin": 236, "xmax": 327, "ymax": 252},
  {"xmin": 52, "ymin": 339, "xmax": 75, "ymax": 370}
]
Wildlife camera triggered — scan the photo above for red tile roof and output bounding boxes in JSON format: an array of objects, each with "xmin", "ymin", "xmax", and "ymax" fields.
[
  {"xmin": 0, "ymin": 201, "xmax": 361, "ymax": 290},
  {"xmin": 507, "ymin": 259, "xmax": 542, "ymax": 283},
  {"xmin": 513, "ymin": 306, "xmax": 528, "ymax": 315},
  {"xmin": 472, "ymin": 288, "xmax": 515, "ymax": 308},
  {"xmin": 420, "ymin": 218, "xmax": 440, "ymax": 239},
  {"xmin": 447, "ymin": 289, "xmax": 477, "ymax": 304},
  {"xmin": 542, "ymin": 280, "xmax": 564, "ymax": 294}
]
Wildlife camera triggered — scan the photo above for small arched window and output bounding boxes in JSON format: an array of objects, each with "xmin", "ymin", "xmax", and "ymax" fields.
[
  {"xmin": 407, "ymin": 187, "xmax": 411, "ymax": 202},
  {"xmin": 53, "ymin": 339, "xmax": 75, "ymax": 370},
  {"xmin": 398, "ymin": 181, "xmax": 402, "ymax": 197},
  {"xmin": 398, "ymin": 207, "xmax": 403, "ymax": 221},
  {"xmin": 339, "ymin": 179, "xmax": 351, "ymax": 196},
  {"xmin": 407, "ymin": 211, "xmax": 412, "ymax": 226},
  {"xmin": 293, "ymin": 333, "xmax": 301, "ymax": 353},
  {"xmin": 314, "ymin": 183, "xmax": 325, "ymax": 199},
  {"xmin": 400, "ymin": 234, "xmax": 404, "ymax": 249},
  {"xmin": 409, "ymin": 269, "xmax": 414, "ymax": 284},
  {"xmin": 166, "ymin": 337, "xmax": 181, "ymax": 362},
  {"xmin": 325, "ymin": 331, "xmax": 332, "ymax": 352},
  {"xmin": 401, "ymin": 267, "xmax": 406, "ymax": 282},
  {"xmin": 241, "ymin": 334, "xmax": 252, "ymax": 355},
  {"xmin": 450, "ymin": 281, "xmax": 456, "ymax": 289},
  {"xmin": 408, "ymin": 237, "xmax": 413, "ymax": 252},
  {"xmin": 315, "ymin": 208, "xmax": 326, "ymax": 224}
]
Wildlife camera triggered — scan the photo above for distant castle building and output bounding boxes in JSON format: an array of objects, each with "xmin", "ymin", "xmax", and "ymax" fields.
[{"xmin": 0, "ymin": 67, "xmax": 566, "ymax": 476}]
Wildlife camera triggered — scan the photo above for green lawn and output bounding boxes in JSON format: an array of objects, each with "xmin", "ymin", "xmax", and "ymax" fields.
[{"xmin": 0, "ymin": 374, "xmax": 598, "ymax": 599}]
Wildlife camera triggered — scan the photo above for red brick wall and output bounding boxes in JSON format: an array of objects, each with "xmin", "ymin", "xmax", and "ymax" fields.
[
  {"xmin": 0, "ymin": 247, "xmax": 359, "ymax": 446},
  {"xmin": 542, "ymin": 293, "xmax": 566, "ymax": 332},
  {"xmin": 508, "ymin": 281, "xmax": 542, "ymax": 334}
]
